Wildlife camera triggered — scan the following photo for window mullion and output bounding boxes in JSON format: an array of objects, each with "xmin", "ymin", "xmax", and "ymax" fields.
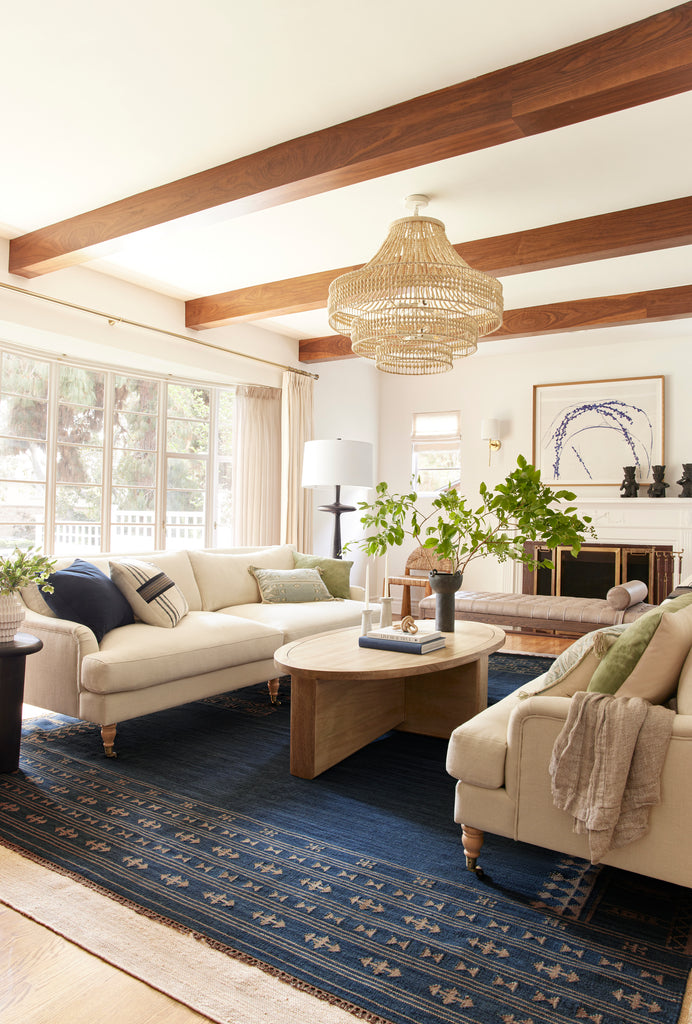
[
  {"xmin": 156, "ymin": 382, "xmax": 168, "ymax": 549},
  {"xmin": 208, "ymin": 390, "xmax": 219, "ymax": 547},
  {"xmin": 44, "ymin": 363, "xmax": 59, "ymax": 555},
  {"xmin": 102, "ymin": 371, "xmax": 114, "ymax": 552}
]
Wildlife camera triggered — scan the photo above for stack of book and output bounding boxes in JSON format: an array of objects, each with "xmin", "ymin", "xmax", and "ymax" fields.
[{"xmin": 358, "ymin": 625, "xmax": 446, "ymax": 655}]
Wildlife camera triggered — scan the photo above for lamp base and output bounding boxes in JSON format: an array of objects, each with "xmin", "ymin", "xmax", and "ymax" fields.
[{"xmin": 318, "ymin": 485, "xmax": 356, "ymax": 559}]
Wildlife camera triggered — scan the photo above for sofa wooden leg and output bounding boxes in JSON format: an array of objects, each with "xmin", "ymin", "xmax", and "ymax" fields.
[
  {"xmin": 461, "ymin": 825, "xmax": 484, "ymax": 873},
  {"xmin": 101, "ymin": 723, "xmax": 117, "ymax": 758},
  {"xmin": 267, "ymin": 678, "xmax": 281, "ymax": 705}
]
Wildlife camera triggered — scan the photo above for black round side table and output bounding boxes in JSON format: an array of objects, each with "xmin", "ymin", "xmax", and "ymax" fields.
[{"xmin": 0, "ymin": 632, "xmax": 43, "ymax": 773}]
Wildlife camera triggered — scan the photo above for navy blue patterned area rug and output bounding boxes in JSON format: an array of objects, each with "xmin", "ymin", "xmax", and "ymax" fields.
[{"xmin": 1, "ymin": 653, "xmax": 691, "ymax": 1024}]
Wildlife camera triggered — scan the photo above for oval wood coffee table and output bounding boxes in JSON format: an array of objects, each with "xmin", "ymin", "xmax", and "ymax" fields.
[{"xmin": 274, "ymin": 621, "xmax": 505, "ymax": 778}]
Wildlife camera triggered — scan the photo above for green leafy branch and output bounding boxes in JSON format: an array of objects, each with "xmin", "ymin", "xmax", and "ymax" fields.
[
  {"xmin": 346, "ymin": 454, "xmax": 596, "ymax": 575},
  {"xmin": 0, "ymin": 546, "xmax": 57, "ymax": 596}
]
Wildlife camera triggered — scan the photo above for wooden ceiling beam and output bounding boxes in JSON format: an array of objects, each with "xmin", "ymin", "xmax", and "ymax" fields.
[
  {"xmin": 185, "ymin": 197, "xmax": 692, "ymax": 328},
  {"xmin": 10, "ymin": 4, "xmax": 692, "ymax": 280},
  {"xmin": 298, "ymin": 284, "xmax": 692, "ymax": 362},
  {"xmin": 186, "ymin": 267, "xmax": 362, "ymax": 330}
]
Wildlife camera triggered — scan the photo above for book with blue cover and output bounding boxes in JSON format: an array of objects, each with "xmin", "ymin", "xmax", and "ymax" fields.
[{"xmin": 358, "ymin": 635, "xmax": 447, "ymax": 655}]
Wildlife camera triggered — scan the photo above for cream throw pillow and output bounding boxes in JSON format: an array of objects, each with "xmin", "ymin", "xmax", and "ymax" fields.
[
  {"xmin": 616, "ymin": 602, "xmax": 692, "ymax": 704},
  {"xmin": 189, "ymin": 546, "xmax": 295, "ymax": 610},
  {"xmin": 20, "ymin": 582, "xmax": 56, "ymax": 616},
  {"xmin": 109, "ymin": 559, "xmax": 188, "ymax": 628}
]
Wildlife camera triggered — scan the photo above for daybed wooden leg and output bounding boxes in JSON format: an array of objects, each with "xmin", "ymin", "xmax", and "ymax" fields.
[
  {"xmin": 101, "ymin": 723, "xmax": 117, "ymax": 758},
  {"xmin": 267, "ymin": 678, "xmax": 281, "ymax": 705},
  {"xmin": 461, "ymin": 825, "xmax": 484, "ymax": 873}
]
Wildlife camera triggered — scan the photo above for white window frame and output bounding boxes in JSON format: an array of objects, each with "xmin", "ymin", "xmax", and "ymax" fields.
[
  {"xmin": 411, "ymin": 410, "xmax": 462, "ymax": 495},
  {"xmin": 0, "ymin": 343, "xmax": 241, "ymax": 555}
]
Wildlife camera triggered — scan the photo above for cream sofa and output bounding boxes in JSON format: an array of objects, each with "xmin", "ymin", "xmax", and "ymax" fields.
[
  {"xmin": 19, "ymin": 544, "xmax": 372, "ymax": 757},
  {"xmin": 446, "ymin": 612, "xmax": 692, "ymax": 888}
]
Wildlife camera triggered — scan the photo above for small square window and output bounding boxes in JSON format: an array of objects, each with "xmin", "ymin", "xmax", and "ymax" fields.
[{"xmin": 411, "ymin": 410, "xmax": 461, "ymax": 494}]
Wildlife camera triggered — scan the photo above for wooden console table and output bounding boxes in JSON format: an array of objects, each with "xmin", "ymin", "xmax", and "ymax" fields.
[{"xmin": 0, "ymin": 633, "xmax": 43, "ymax": 773}]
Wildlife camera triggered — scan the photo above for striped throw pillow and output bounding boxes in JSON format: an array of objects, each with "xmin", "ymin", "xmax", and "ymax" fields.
[{"xmin": 109, "ymin": 559, "xmax": 188, "ymax": 628}]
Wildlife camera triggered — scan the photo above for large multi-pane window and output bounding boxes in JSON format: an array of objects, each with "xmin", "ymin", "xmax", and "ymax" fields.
[{"xmin": 0, "ymin": 346, "xmax": 236, "ymax": 555}]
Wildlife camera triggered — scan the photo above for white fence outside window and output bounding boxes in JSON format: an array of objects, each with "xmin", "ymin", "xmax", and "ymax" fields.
[{"xmin": 52, "ymin": 511, "xmax": 205, "ymax": 552}]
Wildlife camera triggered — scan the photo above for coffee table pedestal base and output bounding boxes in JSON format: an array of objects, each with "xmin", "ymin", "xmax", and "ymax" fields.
[{"xmin": 290, "ymin": 657, "xmax": 488, "ymax": 779}]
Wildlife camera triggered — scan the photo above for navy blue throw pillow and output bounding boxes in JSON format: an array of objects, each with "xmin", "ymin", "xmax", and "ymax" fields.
[{"xmin": 43, "ymin": 559, "xmax": 134, "ymax": 642}]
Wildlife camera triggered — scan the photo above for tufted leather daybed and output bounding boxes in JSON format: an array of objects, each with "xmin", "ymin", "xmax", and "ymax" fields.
[{"xmin": 418, "ymin": 580, "xmax": 655, "ymax": 636}]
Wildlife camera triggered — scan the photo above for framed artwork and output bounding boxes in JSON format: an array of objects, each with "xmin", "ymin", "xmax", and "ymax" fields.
[{"xmin": 532, "ymin": 376, "xmax": 664, "ymax": 486}]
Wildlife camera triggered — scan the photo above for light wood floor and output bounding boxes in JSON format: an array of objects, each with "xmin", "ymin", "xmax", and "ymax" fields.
[
  {"xmin": 3, "ymin": 631, "xmax": 568, "ymax": 1024},
  {"xmin": 500, "ymin": 630, "xmax": 573, "ymax": 657},
  {"xmin": 0, "ymin": 903, "xmax": 213, "ymax": 1024}
]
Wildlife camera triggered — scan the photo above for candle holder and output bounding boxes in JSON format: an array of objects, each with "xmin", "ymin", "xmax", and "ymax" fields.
[
  {"xmin": 360, "ymin": 608, "xmax": 374, "ymax": 636},
  {"xmin": 379, "ymin": 596, "xmax": 393, "ymax": 628}
]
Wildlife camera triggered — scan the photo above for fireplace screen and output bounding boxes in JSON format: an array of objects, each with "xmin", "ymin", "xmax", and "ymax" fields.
[{"xmin": 524, "ymin": 542, "xmax": 674, "ymax": 603}]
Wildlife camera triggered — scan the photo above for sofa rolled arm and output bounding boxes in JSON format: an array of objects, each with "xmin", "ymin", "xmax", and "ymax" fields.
[
  {"xmin": 504, "ymin": 695, "xmax": 692, "ymax": 803},
  {"xmin": 21, "ymin": 609, "xmax": 100, "ymax": 718},
  {"xmin": 504, "ymin": 695, "xmax": 574, "ymax": 802},
  {"xmin": 446, "ymin": 668, "xmax": 559, "ymax": 790}
]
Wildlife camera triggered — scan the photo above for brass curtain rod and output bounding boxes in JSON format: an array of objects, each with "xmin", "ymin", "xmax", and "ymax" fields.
[{"xmin": 0, "ymin": 280, "xmax": 319, "ymax": 380}]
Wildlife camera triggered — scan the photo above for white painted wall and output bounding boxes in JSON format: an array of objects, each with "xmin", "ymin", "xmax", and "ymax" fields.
[
  {"xmin": 0, "ymin": 238, "xmax": 300, "ymax": 389},
  {"xmin": 369, "ymin": 325, "xmax": 692, "ymax": 594}
]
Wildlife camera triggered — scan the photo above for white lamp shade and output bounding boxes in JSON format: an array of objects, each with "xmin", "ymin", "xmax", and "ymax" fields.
[
  {"xmin": 480, "ymin": 418, "xmax": 499, "ymax": 440},
  {"xmin": 302, "ymin": 439, "xmax": 374, "ymax": 488}
]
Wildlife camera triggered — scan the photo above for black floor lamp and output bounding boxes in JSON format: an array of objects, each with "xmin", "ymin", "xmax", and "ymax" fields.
[{"xmin": 302, "ymin": 439, "xmax": 374, "ymax": 558}]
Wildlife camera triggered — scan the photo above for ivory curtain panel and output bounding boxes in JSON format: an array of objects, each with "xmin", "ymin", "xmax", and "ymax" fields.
[
  {"xmin": 280, "ymin": 370, "xmax": 314, "ymax": 552},
  {"xmin": 231, "ymin": 385, "xmax": 282, "ymax": 546}
]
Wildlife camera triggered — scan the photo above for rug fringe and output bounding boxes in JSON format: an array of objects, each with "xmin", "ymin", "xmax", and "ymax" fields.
[{"xmin": 0, "ymin": 836, "xmax": 394, "ymax": 1024}]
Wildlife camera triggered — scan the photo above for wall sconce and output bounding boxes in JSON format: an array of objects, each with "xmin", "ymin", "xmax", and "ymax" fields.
[{"xmin": 481, "ymin": 419, "xmax": 502, "ymax": 465}]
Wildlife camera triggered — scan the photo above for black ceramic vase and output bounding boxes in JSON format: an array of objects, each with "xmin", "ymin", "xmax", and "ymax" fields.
[{"xmin": 428, "ymin": 570, "xmax": 463, "ymax": 632}]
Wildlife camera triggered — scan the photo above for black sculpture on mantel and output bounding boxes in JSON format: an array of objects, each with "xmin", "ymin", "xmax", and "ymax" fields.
[
  {"xmin": 620, "ymin": 466, "xmax": 638, "ymax": 498},
  {"xmin": 678, "ymin": 464, "xmax": 692, "ymax": 498},
  {"xmin": 647, "ymin": 465, "xmax": 669, "ymax": 498}
]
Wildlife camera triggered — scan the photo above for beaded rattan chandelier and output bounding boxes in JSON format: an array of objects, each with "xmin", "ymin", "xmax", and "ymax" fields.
[{"xmin": 328, "ymin": 195, "xmax": 503, "ymax": 375}]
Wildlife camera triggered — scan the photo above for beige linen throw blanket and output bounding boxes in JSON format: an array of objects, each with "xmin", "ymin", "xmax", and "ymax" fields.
[{"xmin": 549, "ymin": 691, "xmax": 674, "ymax": 863}]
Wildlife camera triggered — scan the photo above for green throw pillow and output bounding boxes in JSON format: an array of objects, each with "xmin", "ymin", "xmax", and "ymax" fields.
[
  {"xmin": 588, "ymin": 591, "xmax": 692, "ymax": 695},
  {"xmin": 248, "ymin": 566, "xmax": 335, "ymax": 604},
  {"xmin": 293, "ymin": 551, "xmax": 352, "ymax": 599}
]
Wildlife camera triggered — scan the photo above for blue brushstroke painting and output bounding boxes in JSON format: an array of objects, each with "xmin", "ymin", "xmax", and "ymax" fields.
[{"xmin": 545, "ymin": 399, "xmax": 654, "ymax": 481}]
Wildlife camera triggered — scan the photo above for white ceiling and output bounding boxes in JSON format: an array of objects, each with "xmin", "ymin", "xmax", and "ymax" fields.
[{"xmin": 2, "ymin": 0, "xmax": 690, "ymax": 346}]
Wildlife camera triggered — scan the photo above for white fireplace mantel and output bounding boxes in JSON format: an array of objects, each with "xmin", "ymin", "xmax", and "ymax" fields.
[
  {"xmin": 507, "ymin": 498, "xmax": 692, "ymax": 591},
  {"xmin": 576, "ymin": 497, "xmax": 692, "ymax": 579}
]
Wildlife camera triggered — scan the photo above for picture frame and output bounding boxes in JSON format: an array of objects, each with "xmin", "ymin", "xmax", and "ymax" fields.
[{"xmin": 532, "ymin": 375, "xmax": 664, "ymax": 487}]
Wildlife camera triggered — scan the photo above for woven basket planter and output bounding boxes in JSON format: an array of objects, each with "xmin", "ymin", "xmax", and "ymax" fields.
[{"xmin": 0, "ymin": 592, "xmax": 26, "ymax": 643}]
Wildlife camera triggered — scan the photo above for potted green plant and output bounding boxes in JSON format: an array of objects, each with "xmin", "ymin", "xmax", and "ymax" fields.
[
  {"xmin": 347, "ymin": 454, "xmax": 596, "ymax": 631},
  {"xmin": 0, "ymin": 546, "xmax": 56, "ymax": 643}
]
